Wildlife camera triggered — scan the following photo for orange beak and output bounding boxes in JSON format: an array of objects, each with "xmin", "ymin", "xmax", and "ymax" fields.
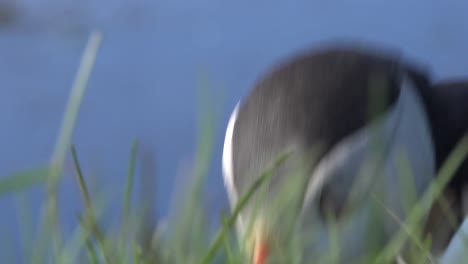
[{"xmin": 253, "ymin": 238, "xmax": 270, "ymax": 264}]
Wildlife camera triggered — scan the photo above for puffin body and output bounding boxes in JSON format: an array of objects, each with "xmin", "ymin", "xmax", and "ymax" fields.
[
  {"xmin": 429, "ymin": 80, "xmax": 468, "ymax": 200},
  {"xmin": 222, "ymin": 43, "xmax": 468, "ymax": 263},
  {"xmin": 422, "ymin": 80, "xmax": 468, "ymax": 255}
]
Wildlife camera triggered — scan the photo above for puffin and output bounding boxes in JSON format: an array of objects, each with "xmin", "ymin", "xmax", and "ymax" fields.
[{"xmin": 221, "ymin": 42, "xmax": 468, "ymax": 263}]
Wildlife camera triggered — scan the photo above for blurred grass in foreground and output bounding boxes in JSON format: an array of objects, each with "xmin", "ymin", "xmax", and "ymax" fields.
[{"xmin": 1, "ymin": 31, "xmax": 468, "ymax": 264}]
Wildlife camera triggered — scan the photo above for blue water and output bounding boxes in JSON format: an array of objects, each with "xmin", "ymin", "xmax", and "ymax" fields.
[{"xmin": 1, "ymin": 0, "xmax": 468, "ymax": 262}]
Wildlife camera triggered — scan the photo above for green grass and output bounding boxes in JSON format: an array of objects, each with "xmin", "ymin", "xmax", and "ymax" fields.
[{"xmin": 1, "ymin": 32, "xmax": 468, "ymax": 264}]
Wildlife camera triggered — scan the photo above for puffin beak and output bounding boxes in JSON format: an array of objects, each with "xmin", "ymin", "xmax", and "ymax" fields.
[{"xmin": 253, "ymin": 237, "xmax": 269, "ymax": 264}]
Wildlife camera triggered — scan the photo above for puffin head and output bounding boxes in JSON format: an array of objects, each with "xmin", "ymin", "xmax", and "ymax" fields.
[{"xmin": 222, "ymin": 44, "xmax": 436, "ymax": 263}]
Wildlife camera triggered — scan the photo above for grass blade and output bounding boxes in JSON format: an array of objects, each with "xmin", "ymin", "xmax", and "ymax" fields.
[
  {"xmin": 71, "ymin": 144, "xmax": 110, "ymax": 263},
  {"xmin": 0, "ymin": 166, "xmax": 50, "ymax": 196},
  {"xmin": 123, "ymin": 140, "xmax": 140, "ymax": 236},
  {"xmin": 33, "ymin": 30, "xmax": 102, "ymax": 262}
]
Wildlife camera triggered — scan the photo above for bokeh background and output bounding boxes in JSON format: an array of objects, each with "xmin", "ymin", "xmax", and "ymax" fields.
[{"xmin": 1, "ymin": 0, "xmax": 468, "ymax": 262}]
